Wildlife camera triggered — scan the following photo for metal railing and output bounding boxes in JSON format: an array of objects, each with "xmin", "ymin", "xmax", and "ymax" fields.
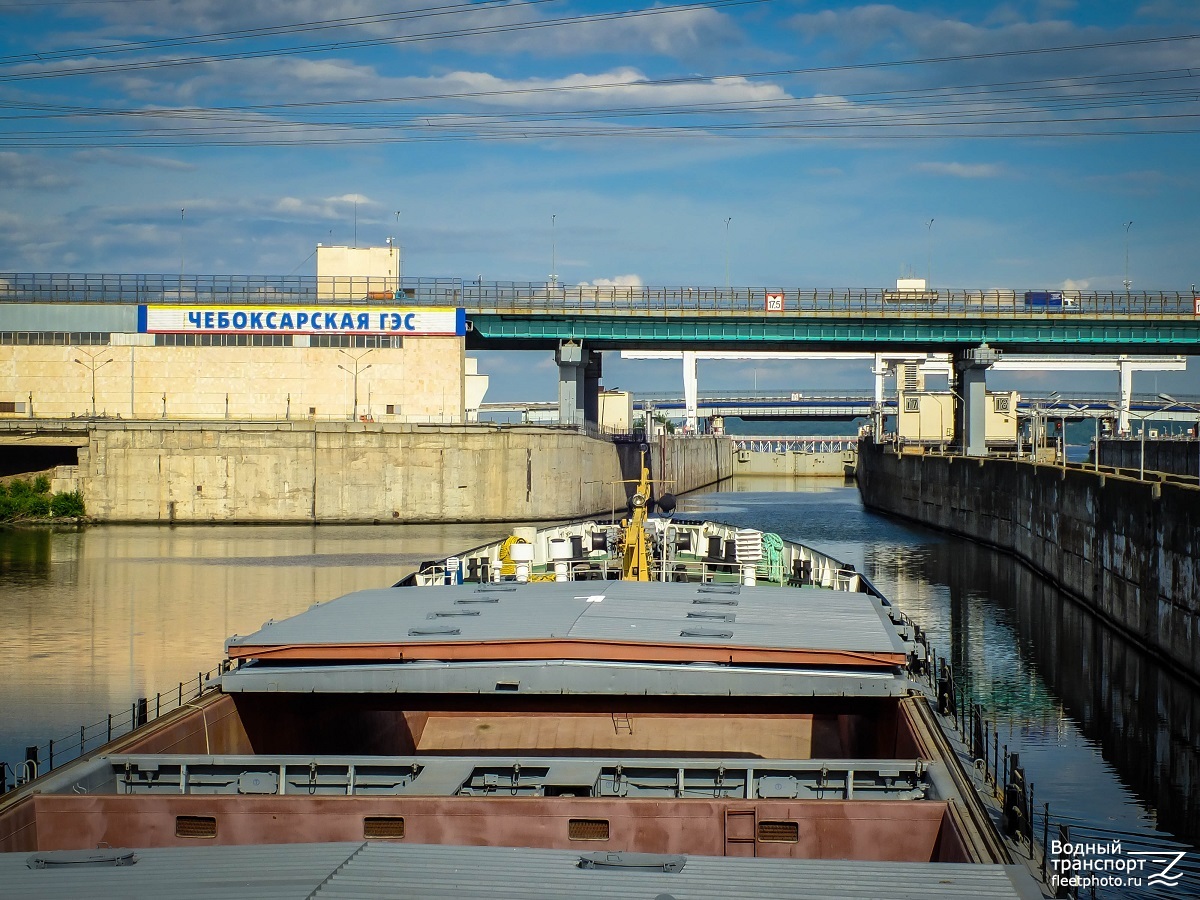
[
  {"xmin": 0, "ymin": 665, "xmax": 225, "ymax": 794},
  {"xmin": 2, "ymin": 273, "xmax": 1197, "ymax": 318}
]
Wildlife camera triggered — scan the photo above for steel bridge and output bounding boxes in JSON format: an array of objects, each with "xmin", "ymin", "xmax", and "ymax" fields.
[{"xmin": 4, "ymin": 274, "xmax": 1200, "ymax": 353}]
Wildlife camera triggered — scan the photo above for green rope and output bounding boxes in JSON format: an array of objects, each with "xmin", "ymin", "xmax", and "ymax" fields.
[{"xmin": 757, "ymin": 532, "xmax": 786, "ymax": 584}]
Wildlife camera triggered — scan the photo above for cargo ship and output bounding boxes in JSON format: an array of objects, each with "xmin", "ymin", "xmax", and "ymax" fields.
[{"xmin": 0, "ymin": 461, "xmax": 1047, "ymax": 897}]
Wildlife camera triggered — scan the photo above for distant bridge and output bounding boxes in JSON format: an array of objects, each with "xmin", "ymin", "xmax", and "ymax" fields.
[{"xmin": 480, "ymin": 393, "xmax": 1200, "ymax": 424}]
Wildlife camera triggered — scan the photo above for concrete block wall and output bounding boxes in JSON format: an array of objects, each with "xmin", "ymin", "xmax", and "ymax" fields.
[
  {"xmin": 857, "ymin": 442, "xmax": 1200, "ymax": 681},
  {"xmin": 1098, "ymin": 439, "xmax": 1200, "ymax": 480},
  {"xmin": 74, "ymin": 425, "xmax": 732, "ymax": 524},
  {"xmin": 658, "ymin": 435, "xmax": 734, "ymax": 496},
  {"xmin": 80, "ymin": 423, "xmax": 629, "ymax": 523}
]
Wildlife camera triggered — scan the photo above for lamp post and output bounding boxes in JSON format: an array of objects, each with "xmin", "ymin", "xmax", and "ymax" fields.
[
  {"xmin": 179, "ymin": 207, "xmax": 185, "ymax": 286},
  {"xmin": 337, "ymin": 349, "xmax": 374, "ymax": 421},
  {"xmin": 1158, "ymin": 392, "xmax": 1200, "ymax": 481},
  {"xmin": 550, "ymin": 213, "xmax": 557, "ymax": 290},
  {"xmin": 1064, "ymin": 403, "xmax": 1088, "ymax": 471},
  {"xmin": 1118, "ymin": 404, "xmax": 1157, "ymax": 481},
  {"xmin": 1123, "ymin": 221, "xmax": 1133, "ymax": 294},
  {"xmin": 1030, "ymin": 391, "xmax": 1060, "ymax": 462},
  {"xmin": 724, "ymin": 217, "xmax": 732, "ymax": 297},
  {"xmin": 1087, "ymin": 403, "xmax": 1114, "ymax": 472},
  {"xmin": 926, "ymin": 218, "xmax": 934, "ymax": 287},
  {"xmin": 73, "ymin": 348, "xmax": 112, "ymax": 417}
]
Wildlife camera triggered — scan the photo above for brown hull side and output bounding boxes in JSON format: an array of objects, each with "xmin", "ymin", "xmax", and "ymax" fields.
[
  {"xmin": 231, "ymin": 694, "xmax": 910, "ymax": 760},
  {"xmin": 19, "ymin": 794, "xmax": 965, "ymax": 862}
]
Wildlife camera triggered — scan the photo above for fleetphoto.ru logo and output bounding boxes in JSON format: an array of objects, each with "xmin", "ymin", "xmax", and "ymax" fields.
[{"xmin": 1051, "ymin": 839, "xmax": 1191, "ymax": 892}]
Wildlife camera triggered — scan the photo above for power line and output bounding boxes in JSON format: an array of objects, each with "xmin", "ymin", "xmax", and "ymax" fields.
[{"xmin": 0, "ymin": 0, "xmax": 766, "ymax": 79}]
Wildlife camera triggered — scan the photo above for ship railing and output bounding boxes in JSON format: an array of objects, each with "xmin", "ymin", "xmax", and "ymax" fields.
[
  {"xmin": 415, "ymin": 553, "xmax": 863, "ymax": 590},
  {"xmin": 0, "ymin": 664, "xmax": 226, "ymax": 794}
]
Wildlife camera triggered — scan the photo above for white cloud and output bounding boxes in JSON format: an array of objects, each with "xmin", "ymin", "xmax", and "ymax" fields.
[
  {"xmin": 914, "ymin": 161, "xmax": 1007, "ymax": 179},
  {"xmin": 72, "ymin": 149, "xmax": 195, "ymax": 171},
  {"xmin": 579, "ymin": 275, "xmax": 644, "ymax": 287},
  {"xmin": 1061, "ymin": 278, "xmax": 1091, "ymax": 290},
  {"xmin": 0, "ymin": 152, "xmax": 77, "ymax": 190}
]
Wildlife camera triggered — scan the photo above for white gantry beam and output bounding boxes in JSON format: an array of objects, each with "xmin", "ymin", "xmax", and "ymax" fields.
[{"xmin": 620, "ymin": 351, "xmax": 1187, "ymax": 433}]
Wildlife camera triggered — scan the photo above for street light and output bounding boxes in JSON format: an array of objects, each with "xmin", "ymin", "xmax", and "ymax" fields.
[
  {"xmin": 1118, "ymin": 403, "xmax": 1158, "ymax": 481},
  {"xmin": 1158, "ymin": 392, "xmax": 1200, "ymax": 481},
  {"xmin": 550, "ymin": 213, "xmax": 557, "ymax": 289},
  {"xmin": 926, "ymin": 218, "xmax": 934, "ymax": 287},
  {"xmin": 73, "ymin": 348, "xmax": 112, "ymax": 417},
  {"xmin": 1123, "ymin": 221, "xmax": 1133, "ymax": 294},
  {"xmin": 724, "ymin": 217, "xmax": 732, "ymax": 296},
  {"xmin": 1084, "ymin": 402, "xmax": 1114, "ymax": 472},
  {"xmin": 337, "ymin": 348, "xmax": 374, "ymax": 421},
  {"xmin": 1030, "ymin": 391, "xmax": 1060, "ymax": 462},
  {"xmin": 1064, "ymin": 403, "xmax": 1089, "ymax": 471}
]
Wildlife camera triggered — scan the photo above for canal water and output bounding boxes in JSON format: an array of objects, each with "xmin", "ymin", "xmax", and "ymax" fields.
[{"xmin": 1, "ymin": 479, "xmax": 1196, "ymax": 896}]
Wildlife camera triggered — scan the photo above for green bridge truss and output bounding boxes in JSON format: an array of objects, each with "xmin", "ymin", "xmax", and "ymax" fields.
[{"xmin": 466, "ymin": 312, "xmax": 1200, "ymax": 354}]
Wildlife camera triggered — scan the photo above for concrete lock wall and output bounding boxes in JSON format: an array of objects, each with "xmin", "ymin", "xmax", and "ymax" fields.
[
  {"xmin": 856, "ymin": 443, "xmax": 1200, "ymax": 681},
  {"xmin": 1098, "ymin": 439, "xmax": 1200, "ymax": 480},
  {"xmin": 656, "ymin": 435, "xmax": 735, "ymax": 499},
  {"xmin": 71, "ymin": 424, "xmax": 730, "ymax": 524}
]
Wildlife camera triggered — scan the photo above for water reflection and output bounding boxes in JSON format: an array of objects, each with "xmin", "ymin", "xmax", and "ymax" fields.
[
  {"xmin": 0, "ymin": 522, "xmax": 516, "ymax": 770},
  {"xmin": 938, "ymin": 540, "xmax": 1200, "ymax": 844},
  {"xmin": 681, "ymin": 477, "xmax": 1199, "ymax": 862},
  {"xmin": 0, "ymin": 526, "xmax": 62, "ymax": 582},
  {"xmin": 2, "ymin": 482, "xmax": 1196, "ymax": 889}
]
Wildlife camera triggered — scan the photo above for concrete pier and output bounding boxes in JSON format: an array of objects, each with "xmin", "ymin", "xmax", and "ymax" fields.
[{"xmin": 856, "ymin": 442, "xmax": 1200, "ymax": 681}]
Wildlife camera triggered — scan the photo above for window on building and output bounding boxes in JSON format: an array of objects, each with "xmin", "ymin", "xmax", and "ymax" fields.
[{"xmin": 0, "ymin": 332, "xmax": 110, "ymax": 345}]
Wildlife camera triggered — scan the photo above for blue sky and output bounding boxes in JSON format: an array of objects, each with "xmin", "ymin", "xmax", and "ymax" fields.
[{"xmin": 2, "ymin": 0, "xmax": 1198, "ymax": 401}]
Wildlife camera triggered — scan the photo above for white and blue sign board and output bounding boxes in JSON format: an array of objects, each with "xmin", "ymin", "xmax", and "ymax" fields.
[{"xmin": 138, "ymin": 305, "xmax": 466, "ymax": 336}]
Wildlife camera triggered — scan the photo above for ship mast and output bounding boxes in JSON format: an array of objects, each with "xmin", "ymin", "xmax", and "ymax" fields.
[{"xmin": 620, "ymin": 452, "xmax": 653, "ymax": 581}]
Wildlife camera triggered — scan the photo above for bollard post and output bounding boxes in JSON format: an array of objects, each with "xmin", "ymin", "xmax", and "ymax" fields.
[
  {"xmin": 178, "ymin": 682, "xmax": 183, "ymax": 707},
  {"xmin": 993, "ymin": 730, "xmax": 1000, "ymax": 795},
  {"xmin": 107, "ymin": 714, "xmax": 112, "ymax": 742},
  {"xmin": 48, "ymin": 739, "xmax": 54, "ymax": 771},
  {"xmin": 982, "ymin": 718, "xmax": 990, "ymax": 781},
  {"xmin": 1027, "ymin": 781, "xmax": 1036, "ymax": 857},
  {"xmin": 80, "ymin": 725, "xmax": 86, "ymax": 756},
  {"xmin": 136, "ymin": 697, "xmax": 148, "ymax": 728},
  {"xmin": 156, "ymin": 693, "xmax": 160, "ymax": 719},
  {"xmin": 1041, "ymin": 802, "xmax": 1050, "ymax": 884}
]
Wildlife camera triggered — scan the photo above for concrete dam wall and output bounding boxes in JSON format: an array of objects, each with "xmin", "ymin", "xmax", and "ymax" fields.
[
  {"xmin": 69, "ymin": 423, "xmax": 731, "ymax": 524},
  {"xmin": 857, "ymin": 442, "xmax": 1200, "ymax": 681}
]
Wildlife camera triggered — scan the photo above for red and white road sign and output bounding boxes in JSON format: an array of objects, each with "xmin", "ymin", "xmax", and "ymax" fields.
[{"xmin": 765, "ymin": 291, "xmax": 784, "ymax": 312}]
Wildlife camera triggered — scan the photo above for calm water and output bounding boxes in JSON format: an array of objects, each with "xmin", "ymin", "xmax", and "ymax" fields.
[{"xmin": 1, "ymin": 479, "xmax": 1196, "ymax": 895}]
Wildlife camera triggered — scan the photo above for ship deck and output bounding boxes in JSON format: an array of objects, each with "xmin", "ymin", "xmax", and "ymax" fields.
[
  {"xmin": 225, "ymin": 579, "xmax": 910, "ymax": 669},
  {"xmin": 0, "ymin": 841, "xmax": 1045, "ymax": 899}
]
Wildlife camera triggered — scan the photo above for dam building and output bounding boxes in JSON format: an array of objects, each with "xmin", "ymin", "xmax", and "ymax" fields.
[{"xmin": 0, "ymin": 247, "xmax": 488, "ymax": 424}]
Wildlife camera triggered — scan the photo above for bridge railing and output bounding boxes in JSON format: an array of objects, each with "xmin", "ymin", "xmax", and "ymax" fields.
[{"xmin": 2, "ymin": 274, "xmax": 1197, "ymax": 317}]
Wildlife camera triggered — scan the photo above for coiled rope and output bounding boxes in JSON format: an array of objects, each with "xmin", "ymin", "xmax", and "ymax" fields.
[{"xmin": 758, "ymin": 532, "xmax": 785, "ymax": 584}]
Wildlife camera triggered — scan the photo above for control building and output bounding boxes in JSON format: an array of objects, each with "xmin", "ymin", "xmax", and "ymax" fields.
[{"xmin": 0, "ymin": 246, "xmax": 488, "ymax": 422}]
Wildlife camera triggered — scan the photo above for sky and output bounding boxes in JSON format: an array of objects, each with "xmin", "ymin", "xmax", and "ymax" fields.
[{"xmin": 2, "ymin": 0, "xmax": 1199, "ymax": 402}]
